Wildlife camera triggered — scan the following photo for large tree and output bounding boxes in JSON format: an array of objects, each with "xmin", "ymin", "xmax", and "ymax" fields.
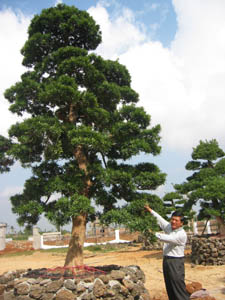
[
  {"xmin": 167, "ymin": 139, "xmax": 225, "ymax": 235},
  {"xmin": 1, "ymin": 4, "xmax": 166, "ymax": 266}
]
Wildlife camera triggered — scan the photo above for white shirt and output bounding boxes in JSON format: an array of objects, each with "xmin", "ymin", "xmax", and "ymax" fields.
[{"xmin": 151, "ymin": 209, "xmax": 187, "ymax": 257}]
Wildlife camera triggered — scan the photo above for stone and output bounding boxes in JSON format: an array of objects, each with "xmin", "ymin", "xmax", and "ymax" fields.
[
  {"xmin": 83, "ymin": 282, "xmax": 94, "ymax": 291},
  {"xmin": 98, "ymin": 274, "xmax": 109, "ymax": 284},
  {"xmin": 41, "ymin": 293, "xmax": 55, "ymax": 300},
  {"xmin": 131, "ymin": 283, "xmax": 143, "ymax": 297},
  {"xmin": 0, "ymin": 284, "xmax": 5, "ymax": 295},
  {"xmin": 4, "ymin": 291, "xmax": 17, "ymax": 300},
  {"xmin": 120, "ymin": 284, "xmax": 129, "ymax": 296},
  {"xmin": 191, "ymin": 237, "xmax": 225, "ymax": 265},
  {"xmin": 34, "ymin": 278, "xmax": 43, "ymax": 284},
  {"xmin": 16, "ymin": 282, "xmax": 30, "ymax": 295},
  {"xmin": 0, "ymin": 274, "xmax": 14, "ymax": 285},
  {"xmin": 108, "ymin": 281, "xmax": 121, "ymax": 294},
  {"xmin": 78, "ymin": 291, "xmax": 88, "ymax": 299},
  {"xmin": 46, "ymin": 279, "xmax": 63, "ymax": 292},
  {"xmin": 80, "ymin": 292, "xmax": 95, "ymax": 300},
  {"xmin": 40, "ymin": 279, "xmax": 51, "ymax": 286},
  {"xmin": 104, "ymin": 289, "xmax": 116, "ymax": 297},
  {"xmin": 113, "ymin": 296, "xmax": 123, "ymax": 300},
  {"xmin": 27, "ymin": 278, "xmax": 37, "ymax": 284},
  {"xmin": 140, "ymin": 291, "xmax": 151, "ymax": 300},
  {"xmin": 76, "ymin": 281, "xmax": 86, "ymax": 293},
  {"xmin": 135, "ymin": 269, "xmax": 145, "ymax": 282},
  {"xmin": 1, "ymin": 265, "xmax": 149, "ymax": 300},
  {"xmin": 64, "ymin": 279, "xmax": 76, "ymax": 290},
  {"xmin": 83, "ymin": 276, "xmax": 94, "ymax": 283},
  {"xmin": 108, "ymin": 280, "xmax": 119, "ymax": 288},
  {"xmin": 122, "ymin": 279, "xmax": 134, "ymax": 291},
  {"xmin": 29, "ymin": 284, "xmax": 44, "ymax": 299},
  {"xmin": 212, "ymin": 252, "xmax": 218, "ymax": 258},
  {"xmin": 5, "ymin": 280, "xmax": 15, "ymax": 292},
  {"xmin": 56, "ymin": 288, "xmax": 76, "ymax": 300},
  {"xmin": 110, "ymin": 270, "xmax": 126, "ymax": 281},
  {"xmin": 14, "ymin": 278, "xmax": 28, "ymax": 285},
  {"xmin": 93, "ymin": 278, "xmax": 106, "ymax": 297},
  {"xmin": 186, "ymin": 282, "xmax": 202, "ymax": 295}
]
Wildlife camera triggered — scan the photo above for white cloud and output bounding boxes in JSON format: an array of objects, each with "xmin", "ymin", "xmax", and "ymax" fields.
[
  {"xmin": 0, "ymin": 8, "xmax": 30, "ymax": 137},
  {"xmin": 1, "ymin": 0, "xmax": 225, "ymax": 154},
  {"xmin": 55, "ymin": 0, "xmax": 63, "ymax": 6},
  {"xmin": 0, "ymin": 185, "xmax": 23, "ymax": 198},
  {"xmin": 89, "ymin": 0, "xmax": 225, "ymax": 152},
  {"xmin": 88, "ymin": 4, "xmax": 146, "ymax": 59}
]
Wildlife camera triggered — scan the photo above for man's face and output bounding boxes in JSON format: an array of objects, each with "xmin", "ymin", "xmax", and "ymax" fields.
[{"xmin": 170, "ymin": 216, "xmax": 183, "ymax": 230}]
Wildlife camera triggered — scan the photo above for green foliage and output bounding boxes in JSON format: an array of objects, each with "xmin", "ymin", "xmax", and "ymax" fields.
[
  {"xmin": 166, "ymin": 139, "xmax": 225, "ymax": 223},
  {"xmin": 41, "ymin": 243, "xmax": 126, "ymax": 254},
  {"xmin": 2, "ymin": 251, "xmax": 35, "ymax": 257},
  {"xmin": 1, "ymin": 4, "xmax": 165, "ymax": 237},
  {"xmin": 191, "ymin": 139, "xmax": 224, "ymax": 161},
  {"xmin": 21, "ymin": 4, "xmax": 101, "ymax": 67},
  {"xmin": 11, "ymin": 232, "xmax": 31, "ymax": 240},
  {"xmin": 101, "ymin": 195, "xmax": 167, "ymax": 240},
  {"xmin": 85, "ymin": 244, "xmax": 125, "ymax": 253},
  {"xmin": 0, "ymin": 136, "xmax": 14, "ymax": 173},
  {"xmin": 162, "ymin": 191, "xmax": 187, "ymax": 216}
]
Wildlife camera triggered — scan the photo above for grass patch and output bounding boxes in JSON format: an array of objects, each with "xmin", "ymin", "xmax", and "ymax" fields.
[
  {"xmin": 1, "ymin": 250, "xmax": 35, "ymax": 257},
  {"xmin": 40, "ymin": 247, "xmax": 68, "ymax": 254},
  {"xmin": 85, "ymin": 243, "xmax": 128, "ymax": 253},
  {"xmin": 39, "ymin": 243, "xmax": 129, "ymax": 255}
]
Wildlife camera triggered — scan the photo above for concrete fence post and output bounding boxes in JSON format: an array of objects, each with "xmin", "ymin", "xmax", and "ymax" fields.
[
  {"xmin": 206, "ymin": 220, "xmax": 212, "ymax": 234},
  {"xmin": 115, "ymin": 229, "xmax": 120, "ymax": 242},
  {"xmin": 33, "ymin": 227, "xmax": 42, "ymax": 250},
  {"xmin": 193, "ymin": 221, "xmax": 198, "ymax": 235},
  {"xmin": 0, "ymin": 223, "xmax": 7, "ymax": 250}
]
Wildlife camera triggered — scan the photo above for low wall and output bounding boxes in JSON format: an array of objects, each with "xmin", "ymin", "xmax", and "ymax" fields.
[
  {"xmin": 0, "ymin": 265, "xmax": 150, "ymax": 300},
  {"xmin": 191, "ymin": 236, "xmax": 225, "ymax": 265},
  {"xmin": 42, "ymin": 232, "xmax": 61, "ymax": 241}
]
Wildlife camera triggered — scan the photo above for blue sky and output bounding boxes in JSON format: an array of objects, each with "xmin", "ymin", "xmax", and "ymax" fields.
[{"xmin": 1, "ymin": 0, "xmax": 225, "ymax": 231}]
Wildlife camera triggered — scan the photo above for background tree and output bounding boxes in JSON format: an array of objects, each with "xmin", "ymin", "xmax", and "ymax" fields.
[
  {"xmin": 1, "ymin": 4, "xmax": 166, "ymax": 266},
  {"xmin": 167, "ymin": 139, "xmax": 225, "ymax": 234},
  {"xmin": 101, "ymin": 194, "xmax": 167, "ymax": 246}
]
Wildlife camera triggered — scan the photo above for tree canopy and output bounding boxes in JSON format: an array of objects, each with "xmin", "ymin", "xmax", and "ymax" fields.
[
  {"xmin": 1, "ymin": 4, "xmax": 166, "ymax": 265},
  {"xmin": 165, "ymin": 139, "xmax": 225, "ymax": 234}
]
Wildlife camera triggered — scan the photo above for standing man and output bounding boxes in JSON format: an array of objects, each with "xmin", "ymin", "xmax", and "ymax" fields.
[{"xmin": 144, "ymin": 205, "xmax": 190, "ymax": 300}]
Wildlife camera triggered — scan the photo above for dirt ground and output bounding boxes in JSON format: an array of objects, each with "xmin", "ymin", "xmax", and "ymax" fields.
[{"xmin": 0, "ymin": 241, "xmax": 225, "ymax": 300}]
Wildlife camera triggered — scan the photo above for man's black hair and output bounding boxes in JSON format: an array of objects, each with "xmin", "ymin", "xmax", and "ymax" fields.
[{"xmin": 172, "ymin": 211, "xmax": 185, "ymax": 223}]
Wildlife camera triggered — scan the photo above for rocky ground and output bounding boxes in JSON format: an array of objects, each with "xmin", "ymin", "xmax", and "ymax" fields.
[{"xmin": 0, "ymin": 241, "xmax": 224, "ymax": 299}]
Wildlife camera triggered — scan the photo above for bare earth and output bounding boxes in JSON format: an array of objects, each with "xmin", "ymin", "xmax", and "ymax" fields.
[{"xmin": 0, "ymin": 242, "xmax": 225, "ymax": 299}]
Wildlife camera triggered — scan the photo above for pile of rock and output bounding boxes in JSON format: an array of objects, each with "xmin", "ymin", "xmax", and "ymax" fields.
[
  {"xmin": 191, "ymin": 236, "xmax": 225, "ymax": 265},
  {"xmin": 0, "ymin": 265, "xmax": 150, "ymax": 300},
  {"xmin": 186, "ymin": 281, "xmax": 216, "ymax": 300}
]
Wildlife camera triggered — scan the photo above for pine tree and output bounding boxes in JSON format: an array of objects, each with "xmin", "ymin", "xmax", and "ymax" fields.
[
  {"xmin": 1, "ymin": 4, "xmax": 166, "ymax": 265},
  {"xmin": 168, "ymin": 139, "xmax": 225, "ymax": 234}
]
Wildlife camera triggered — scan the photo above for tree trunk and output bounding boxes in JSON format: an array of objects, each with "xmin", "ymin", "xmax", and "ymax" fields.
[
  {"xmin": 215, "ymin": 216, "xmax": 225, "ymax": 236},
  {"xmin": 63, "ymin": 130, "xmax": 92, "ymax": 266},
  {"xmin": 201, "ymin": 218, "xmax": 210, "ymax": 235},
  {"xmin": 64, "ymin": 213, "xmax": 86, "ymax": 267}
]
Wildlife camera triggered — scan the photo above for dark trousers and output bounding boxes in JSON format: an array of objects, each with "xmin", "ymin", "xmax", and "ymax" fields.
[{"xmin": 163, "ymin": 256, "xmax": 190, "ymax": 300}]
